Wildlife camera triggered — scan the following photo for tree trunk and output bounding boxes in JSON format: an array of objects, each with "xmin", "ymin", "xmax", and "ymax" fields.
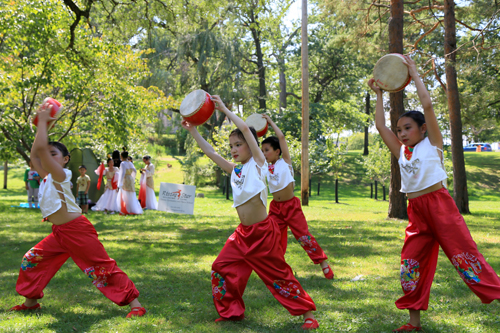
[
  {"xmin": 300, "ymin": 0, "xmax": 310, "ymax": 206},
  {"xmin": 444, "ymin": 0, "xmax": 470, "ymax": 214},
  {"xmin": 249, "ymin": 10, "xmax": 267, "ymax": 111},
  {"xmin": 279, "ymin": 64, "xmax": 287, "ymax": 113},
  {"xmin": 363, "ymin": 91, "xmax": 370, "ymax": 155},
  {"xmin": 3, "ymin": 161, "xmax": 7, "ymax": 189},
  {"xmin": 388, "ymin": 0, "xmax": 408, "ymax": 219},
  {"xmin": 335, "ymin": 178, "xmax": 339, "ymax": 203}
]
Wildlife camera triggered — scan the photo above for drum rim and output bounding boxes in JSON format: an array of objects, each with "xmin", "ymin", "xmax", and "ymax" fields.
[
  {"xmin": 180, "ymin": 90, "xmax": 212, "ymax": 118},
  {"xmin": 245, "ymin": 113, "xmax": 267, "ymax": 132},
  {"xmin": 373, "ymin": 53, "xmax": 411, "ymax": 92}
]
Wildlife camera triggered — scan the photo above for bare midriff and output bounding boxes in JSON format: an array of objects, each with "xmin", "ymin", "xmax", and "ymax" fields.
[
  {"xmin": 406, "ymin": 182, "xmax": 444, "ymax": 199},
  {"xmin": 236, "ymin": 194, "xmax": 268, "ymax": 226},
  {"xmin": 271, "ymin": 182, "xmax": 295, "ymax": 202},
  {"xmin": 46, "ymin": 210, "xmax": 82, "ymax": 225},
  {"xmin": 45, "ymin": 182, "xmax": 82, "ymax": 225}
]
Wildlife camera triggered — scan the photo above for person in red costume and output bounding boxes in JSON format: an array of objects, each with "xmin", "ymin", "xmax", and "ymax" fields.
[
  {"xmin": 182, "ymin": 95, "xmax": 319, "ymax": 330},
  {"xmin": 369, "ymin": 56, "xmax": 500, "ymax": 332},
  {"xmin": 9, "ymin": 101, "xmax": 146, "ymax": 318},
  {"xmin": 261, "ymin": 114, "xmax": 333, "ymax": 280}
]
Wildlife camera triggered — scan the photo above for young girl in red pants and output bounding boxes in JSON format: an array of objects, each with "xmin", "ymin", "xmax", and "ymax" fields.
[
  {"xmin": 369, "ymin": 56, "xmax": 500, "ymax": 332},
  {"xmin": 9, "ymin": 102, "xmax": 146, "ymax": 318},
  {"xmin": 182, "ymin": 95, "xmax": 318, "ymax": 330},
  {"xmin": 261, "ymin": 115, "xmax": 333, "ymax": 279}
]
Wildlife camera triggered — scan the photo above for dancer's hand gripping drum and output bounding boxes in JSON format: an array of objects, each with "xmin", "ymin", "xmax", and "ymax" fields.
[
  {"xmin": 245, "ymin": 114, "xmax": 268, "ymax": 137},
  {"xmin": 373, "ymin": 54, "xmax": 412, "ymax": 92},
  {"xmin": 33, "ymin": 98, "xmax": 63, "ymax": 130},
  {"xmin": 180, "ymin": 90, "xmax": 216, "ymax": 126}
]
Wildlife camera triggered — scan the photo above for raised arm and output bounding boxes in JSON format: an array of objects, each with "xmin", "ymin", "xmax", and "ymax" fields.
[
  {"xmin": 403, "ymin": 56, "xmax": 442, "ymax": 148},
  {"xmin": 368, "ymin": 78, "xmax": 402, "ymax": 159},
  {"xmin": 31, "ymin": 103, "xmax": 66, "ymax": 181},
  {"xmin": 181, "ymin": 119, "xmax": 235, "ymax": 174},
  {"xmin": 211, "ymin": 95, "xmax": 265, "ymax": 167},
  {"xmin": 262, "ymin": 114, "xmax": 292, "ymax": 165}
]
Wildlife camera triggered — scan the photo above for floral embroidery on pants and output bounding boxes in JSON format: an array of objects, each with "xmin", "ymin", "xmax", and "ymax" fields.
[
  {"xmin": 452, "ymin": 252, "xmax": 482, "ymax": 285},
  {"xmin": 211, "ymin": 270, "xmax": 226, "ymax": 301},
  {"xmin": 297, "ymin": 235, "xmax": 318, "ymax": 254},
  {"xmin": 84, "ymin": 266, "xmax": 110, "ymax": 288},
  {"xmin": 273, "ymin": 280, "xmax": 301, "ymax": 299},
  {"xmin": 400, "ymin": 259, "xmax": 420, "ymax": 292},
  {"xmin": 21, "ymin": 248, "xmax": 43, "ymax": 271}
]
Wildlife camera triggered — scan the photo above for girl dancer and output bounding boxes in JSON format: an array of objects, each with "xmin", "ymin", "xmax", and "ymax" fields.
[
  {"xmin": 10, "ymin": 102, "xmax": 145, "ymax": 317},
  {"xmin": 261, "ymin": 115, "xmax": 333, "ymax": 279},
  {"xmin": 368, "ymin": 56, "xmax": 500, "ymax": 332},
  {"xmin": 138, "ymin": 155, "xmax": 158, "ymax": 210},
  {"xmin": 182, "ymin": 95, "xmax": 319, "ymax": 330},
  {"xmin": 92, "ymin": 158, "xmax": 120, "ymax": 213},
  {"xmin": 117, "ymin": 152, "xmax": 143, "ymax": 215}
]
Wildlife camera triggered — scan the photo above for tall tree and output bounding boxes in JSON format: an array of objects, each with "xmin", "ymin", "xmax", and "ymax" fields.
[
  {"xmin": 444, "ymin": 0, "xmax": 470, "ymax": 213},
  {"xmin": 388, "ymin": 0, "xmax": 408, "ymax": 219},
  {"xmin": 301, "ymin": 0, "xmax": 310, "ymax": 205}
]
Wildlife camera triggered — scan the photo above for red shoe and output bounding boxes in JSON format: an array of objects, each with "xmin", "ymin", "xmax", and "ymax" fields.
[
  {"xmin": 126, "ymin": 306, "xmax": 146, "ymax": 318},
  {"xmin": 302, "ymin": 318, "xmax": 319, "ymax": 330},
  {"xmin": 393, "ymin": 323, "xmax": 422, "ymax": 332},
  {"xmin": 215, "ymin": 314, "xmax": 245, "ymax": 322},
  {"xmin": 9, "ymin": 303, "xmax": 41, "ymax": 311},
  {"xmin": 322, "ymin": 264, "xmax": 334, "ymax": 280}
]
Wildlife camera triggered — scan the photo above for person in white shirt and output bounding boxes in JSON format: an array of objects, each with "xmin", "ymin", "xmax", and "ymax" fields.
[
  {"xmin": 182, "ymin": 95, "xmax": 319, "ymax": 330},
  {"xmin": 261, "ymin": 114, "xmax": 333, "ymax": 280},
  {"xmin": 138, "ymin": 155, "xmax": 158, "ymax": 210},
  {"xmin": 369, "ymin": 55, "xmax": 500, "ymax": 332},
  {"xmin": 10, "ymin": 101, "xmax": 145, "ymax": 318}
]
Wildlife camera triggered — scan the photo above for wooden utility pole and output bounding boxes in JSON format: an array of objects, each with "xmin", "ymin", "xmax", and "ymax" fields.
[
  {"xmin": 388, "ymin": 0, "xmax": 408, "ymax": 219},
  {"xmin": 301, "ymin": 0, "xmax": 310, "ymax": 205},
  {"xmin": 444, "ymin": 0, "xmax": 469, "ymax": 213}
]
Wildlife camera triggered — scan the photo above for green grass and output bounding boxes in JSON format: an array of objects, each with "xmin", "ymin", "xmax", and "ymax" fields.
[{"xmin": 1, "ymin": 151, "xmax": 500, "ymax": 332}]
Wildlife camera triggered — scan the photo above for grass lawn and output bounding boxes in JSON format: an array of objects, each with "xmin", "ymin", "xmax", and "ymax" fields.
[{"xmin": 0, "ymin": 151, "xmax": 499, "ymax": 332}]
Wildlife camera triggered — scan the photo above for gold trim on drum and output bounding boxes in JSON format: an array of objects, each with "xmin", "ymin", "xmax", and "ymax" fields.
[{"xmin": 180, "ymin": 90, "xmax": 209, "ymax": 118}]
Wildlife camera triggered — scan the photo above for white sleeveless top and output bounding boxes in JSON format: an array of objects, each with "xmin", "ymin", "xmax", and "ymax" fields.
[
  {"xmin": 399, "ymin": 137, "xmax": 447, "ymax": 193},
  {"xmin": 39, "ymin": 169, "xmax": 82, "ymax": 218},
  {"xmin": 231, "ymin": 157, "xmax": 268, "ymax": 208},
  {"xmin": 267, "ymin": 158, "xmax": 295, "ymax": 193}
]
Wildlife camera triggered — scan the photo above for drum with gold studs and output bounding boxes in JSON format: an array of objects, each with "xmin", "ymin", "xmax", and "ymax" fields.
[{"xmin": 180, "ymin": 90, "xmax": 215, "ymax": 126}]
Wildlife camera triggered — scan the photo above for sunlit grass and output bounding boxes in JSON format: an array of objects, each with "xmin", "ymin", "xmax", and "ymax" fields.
[{"xmin": 0, "ymin": 152, "xmax": 499, "ymax": 332}]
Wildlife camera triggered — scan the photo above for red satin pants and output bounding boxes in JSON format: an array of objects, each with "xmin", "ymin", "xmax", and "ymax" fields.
[
  {"xmin": 396, "ymin": 188, "xmax": 500, "ymax": 310},
  {"xmin": 269, "ymin": 197, "xmax": 328, "ymax": 264},
  {"xmin": 211, "ymin": 216, "xmax": 316, "ymax": 319},
  {"xmin": 16, "ymin": 215, "xmax": 139, "ymax": 306}
]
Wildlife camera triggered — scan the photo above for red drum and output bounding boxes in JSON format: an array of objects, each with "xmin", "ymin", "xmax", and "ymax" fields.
[
  {"xmin": 245, "ymin": 114, "xmax": 268, "ymax": 137},
  {"xmin": 180, "ymin": 90, "xmax": 215, "ymax": 126},
  {"xmin": 33, "ymin": 98, "xmax": 63, "ymax": 129},
  {"xmin": 373, "ymin": 54, "xmax": 412, "ymax": 92}
]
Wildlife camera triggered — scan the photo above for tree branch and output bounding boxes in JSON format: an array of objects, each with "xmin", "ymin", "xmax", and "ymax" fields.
[{"xmin": 286, "ymin": 92, "xmax": 302, "ymax": 100}]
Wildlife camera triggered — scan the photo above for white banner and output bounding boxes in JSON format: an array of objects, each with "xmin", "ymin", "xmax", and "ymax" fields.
[{"xmin": 158, "ymin": 182, "xmax": 196, "ymax": 215}]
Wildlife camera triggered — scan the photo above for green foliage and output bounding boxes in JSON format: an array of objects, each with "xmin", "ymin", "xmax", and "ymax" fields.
[
  {"xmin": 346, "ymin": 132, "xmax": 379, "ymax": 151},
  {"xmin": 360, "ymin": 141, "xmax": 391, "ymax": 185},
  {"xmin": 0, "ymin": 0, "xmax": 168, "ymax": 162},
  {"xmin": 286, "ymin": 133, "xmax": 347, "ymax": 178}
]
